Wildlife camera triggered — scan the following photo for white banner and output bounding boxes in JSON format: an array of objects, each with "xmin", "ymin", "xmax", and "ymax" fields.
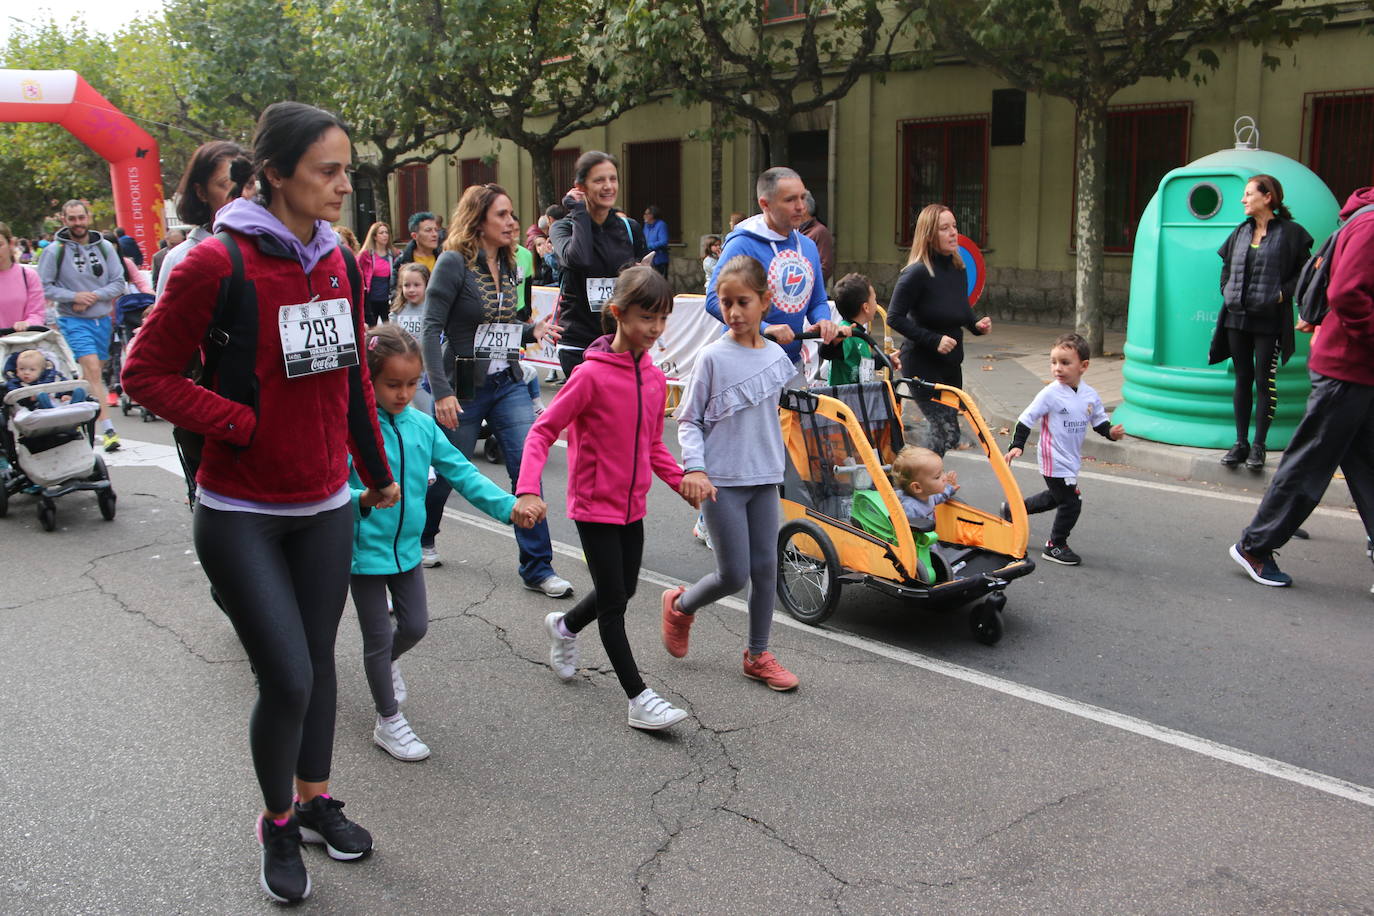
[{"xmin": 524, "ymin": 286, "xmax": 838, "ymax": 385}]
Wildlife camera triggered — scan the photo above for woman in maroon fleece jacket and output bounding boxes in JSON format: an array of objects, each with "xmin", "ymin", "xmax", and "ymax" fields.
[{"xmin": 123, "ymin": 102, "xmax": 396, "ymax": 904}]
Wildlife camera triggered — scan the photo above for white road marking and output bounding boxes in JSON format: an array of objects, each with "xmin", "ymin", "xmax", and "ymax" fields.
[
  {"xmin": 445, "ymin": 506, "xmax": 1374, "ymax": 809},
  {"xmin": 102, "ymin": 438, "xmax": 1371, "ymax": 804},
  {"xmin": 99, "ymin": 438, "xmax": 185, "ymax": 477}
]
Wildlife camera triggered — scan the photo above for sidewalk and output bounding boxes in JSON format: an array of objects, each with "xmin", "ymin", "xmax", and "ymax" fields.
[{"xmin": 927, "ymin": 320, "xmax": 1357, "ymax": 510}]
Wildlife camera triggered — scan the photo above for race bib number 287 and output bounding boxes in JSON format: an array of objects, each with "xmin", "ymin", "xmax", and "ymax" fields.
[{"xmin": 277, "ymin": 298, "xmax": 359, "ymax": 378}]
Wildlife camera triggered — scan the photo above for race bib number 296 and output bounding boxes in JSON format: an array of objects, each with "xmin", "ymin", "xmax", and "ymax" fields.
[{"xmin": 277, "ymin": 298, "xmax": 359, "ymax": 378}]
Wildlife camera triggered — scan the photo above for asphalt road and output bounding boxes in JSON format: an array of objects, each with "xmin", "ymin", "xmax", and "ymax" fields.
[
  {"xmin": 492, "ymin": 397, "xmax": 1374, "ymax": 789},
  {"xmin": 3, "ymin": 399, "xmax": 1371, "ymax": 913}
]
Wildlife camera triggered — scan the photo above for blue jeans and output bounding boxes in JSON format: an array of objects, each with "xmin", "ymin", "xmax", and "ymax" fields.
[
  {"xmin": 421, "ymin": 369, "xmax": 556, "ymax": 585},
  {"xmin": 35, "ymin": 387, "xmax": 86, "ymax": 409}
]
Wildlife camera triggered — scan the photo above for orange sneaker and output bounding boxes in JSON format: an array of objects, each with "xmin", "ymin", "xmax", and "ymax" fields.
[
  {"xmin": 660, "ymin": 586, "xmax": 692, "ymax": 658},
  {"xmin": 742, "ymin": 650, "xmax": 799, "ymax": 691}
]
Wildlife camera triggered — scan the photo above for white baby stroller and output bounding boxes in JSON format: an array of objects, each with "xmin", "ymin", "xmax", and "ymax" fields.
[{"xmin": 0, "ymin": 326, "xmax": 117, "ymax": 530}]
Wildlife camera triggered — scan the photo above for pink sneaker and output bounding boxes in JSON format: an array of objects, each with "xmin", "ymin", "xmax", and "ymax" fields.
[
  {"xmin": 742, "ymin": 650, "xmax": 799, "ymax": 691},
  {"xmin": 660, "ymin": 586, "xmax": 692, "ymax": 658}
]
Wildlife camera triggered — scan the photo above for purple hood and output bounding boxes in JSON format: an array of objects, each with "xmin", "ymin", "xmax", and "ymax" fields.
[{"xmin": 214, "ymin": 198, "xmax": 338, "ymax": 273}]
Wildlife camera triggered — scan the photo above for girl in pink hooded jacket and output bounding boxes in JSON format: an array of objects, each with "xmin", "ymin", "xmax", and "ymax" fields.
[{"xmin": 519, "ymin": 266, "xmax": 712, "ymax": 731}]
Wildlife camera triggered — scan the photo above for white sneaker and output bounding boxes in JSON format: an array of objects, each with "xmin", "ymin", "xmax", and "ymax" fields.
[
  {"xmin": 391, "ymin": 661, "xmax": 407, "ymax": 704},
  {"xmin": 525, "ymin": 575, "xmax": 573, "ymax": 598},
  {"xmin": 421, "ymin": 545, "xmax": 441, "ymax": 568},
  {"xmin": 543, "ymin": 612, "xmax": 579, "ymax": 681},
  {"xmin": 531, "ymin": 397, "xmax": 546, "ymax": 417},
  {"xmin": 692, "ymin": 512, "xmax": 713, "ymax": 550},
  {"xmin": 627, "ymin": 689, "xmax": 689, "ymax": 731},
  {"xmin": 373, "ymin": 713, "xmax": 430, "ymax": 761}
]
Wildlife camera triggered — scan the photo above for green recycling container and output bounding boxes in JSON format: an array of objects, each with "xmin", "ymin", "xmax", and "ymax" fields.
[{"xmin": 1115, "ymin": 145, "xmax": 1340, "ymax": 448}]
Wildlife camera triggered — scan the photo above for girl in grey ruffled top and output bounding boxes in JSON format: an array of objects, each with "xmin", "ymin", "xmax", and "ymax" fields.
[
  {"xmin": 675, "ymin": 336, "xmax": 794, "ymax": 486},
  {"xmin": 664, "ymin": 254, "xmax": 802, "ymax": 691}
]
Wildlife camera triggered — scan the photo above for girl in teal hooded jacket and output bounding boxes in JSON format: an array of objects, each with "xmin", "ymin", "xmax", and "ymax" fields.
[{"xmin": 350, "ymin": 325, "xmax": 545, "ymax": 761}]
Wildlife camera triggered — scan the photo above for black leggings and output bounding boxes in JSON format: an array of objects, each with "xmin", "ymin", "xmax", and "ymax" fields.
[
  {"xmin": 1226, "ymin": 328, "xmax": 1279, "ymax": 446},
  {"xmin": 557, "ymin": 347, "xmax": 585, "ymax": 378},
  {"xmin": 193, "ymin": 503, "xmax": 354, "ymax": 813},
  {"xmin": 1023, "ymin": 476, "xmax": 1082, "ymax": 545},
  {"xmin": 564, "ymin": 520, "xmax": 645, "ymax": 698}
]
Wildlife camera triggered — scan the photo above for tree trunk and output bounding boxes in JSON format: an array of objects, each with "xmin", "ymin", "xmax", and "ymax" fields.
[
  {"xmin": 371, "ymin": 165, "xmax": 394, "ymax": 230},
  {"xmin": 1072, "ymin": 98, "xmax": 1108, "ymax": 357},
  {"xmin": 529, "ymin": 142, "xmax": 557, "ymax": 215},
  {"xmin": 710, "ymin": 101, "xmax": 723, "ymax": 233},
  {"xmin": 352, "ymin": 160, "xmax": 392, "ymax": 231},
  {"xmin": 764, "ymin": 121, "xmax": 790, "ymax": 167}
]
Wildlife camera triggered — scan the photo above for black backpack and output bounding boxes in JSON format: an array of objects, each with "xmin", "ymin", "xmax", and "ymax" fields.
[
  {"xmin": 170, "ymin": 232, "xmax": 363, "ymax": 509},
  {"xmin": 1295, "ymin": 204, "xmax": 1374, "ymax": 326}
]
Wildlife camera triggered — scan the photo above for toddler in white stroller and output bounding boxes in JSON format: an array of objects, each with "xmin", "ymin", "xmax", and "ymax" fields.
[{"xmin": 1, "ymin": 326, "xmax": 117, "ymax": 529}]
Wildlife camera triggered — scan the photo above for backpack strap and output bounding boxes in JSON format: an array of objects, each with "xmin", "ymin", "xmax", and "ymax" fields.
[
  {"xmin": 339, "ymin": 243, "xmax": 364, "ymax": 317},
  {"xmin": 201, "ymin": 231, "xmax": 245, "ymax": 383}
]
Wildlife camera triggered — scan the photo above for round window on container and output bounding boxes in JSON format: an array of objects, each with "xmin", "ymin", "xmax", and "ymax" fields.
[{"xmin": 1188, "ymin": 182, "xmax": 1222, "ymax": 220}]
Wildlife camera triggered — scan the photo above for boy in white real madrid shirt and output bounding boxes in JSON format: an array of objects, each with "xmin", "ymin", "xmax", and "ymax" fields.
[{"xmin": 1003, "ymin": 333, "xmax": 1125, "ymax": 566}]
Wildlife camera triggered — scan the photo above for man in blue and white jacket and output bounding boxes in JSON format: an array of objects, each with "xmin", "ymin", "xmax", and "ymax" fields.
[{"xmin": 705, "ymin": 167, "xmax": 839, "ymax": 365}]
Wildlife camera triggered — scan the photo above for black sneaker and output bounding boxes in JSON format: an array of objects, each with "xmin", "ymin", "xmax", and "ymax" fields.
[
  {"xmin": 1245, "ymin": 443, "xmax": 1266, "ymax": 471},
  {"xmin": 1041, "ymin": 542, "xmax": 1082, "ymax": 566},
  {"xmin": 1219, "ymin": 441, "xmax": 1249, "ymax": 467},
  {"xmin": 256, "ymin": 814, "xmax": 311, "ymax": 903},
  {"xmin": 294, "ymin": 795, "xmax": 373, "ymax": 861},
  {"xmin": 1229, "ymin": 543, "xmax": 1292, "ymax": 587},
  {"xmin": 999, "ymin": 501, "xmax": 1012, "ymax": 522}
]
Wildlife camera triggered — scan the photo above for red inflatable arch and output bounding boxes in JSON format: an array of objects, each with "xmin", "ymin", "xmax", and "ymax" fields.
[{"xmin": 1, "ymin": 68, "xmax": 164, "ymax": 262}]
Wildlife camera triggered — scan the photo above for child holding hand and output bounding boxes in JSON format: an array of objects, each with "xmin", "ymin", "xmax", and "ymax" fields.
[
  {"xmin": 662, "ymin": 255, "xmax": 802, "ymax": 691},
  {"xmin": 1004, "ymin": 333, "xmax": 1124, "ymax": 566},
  {"xmin": 352, "ymin": 325, "xmax": 544, "ymax": 761},
  {"xmin": 520, "ymin": 266, "xmax": 709, "ymax": 731}
]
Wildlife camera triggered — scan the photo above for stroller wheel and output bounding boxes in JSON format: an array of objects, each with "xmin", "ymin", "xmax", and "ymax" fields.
[
  {"xmin": 777, "ymin": 519, "xmax": 842, "ymax": 625},
  {"xmin": 120, "ymin": 396, "xmax": 131, "ymax": 416},
  {"xmin": 98, "ymin": 487, "xmax": 117, "ymax": 521},
  {"xmin": 970, "ymin": 595, "xmax": 1005, "ymax": 646},
  {"xmin": 0, "ymin": 481, "xmax": 8, "ymax": 518},
  {"xmin": 38, "ymin": 498, "xmax": 57, "ymax": 532}
]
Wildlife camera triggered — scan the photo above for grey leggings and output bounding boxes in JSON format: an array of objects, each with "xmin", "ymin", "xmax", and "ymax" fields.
[
  {"xmin": 350, "ymin": 565, "xmax": 429, "ymax": 718},
  {"xmin": 678, "ymin": 484, "xmax": 779, "ymax": 654}
]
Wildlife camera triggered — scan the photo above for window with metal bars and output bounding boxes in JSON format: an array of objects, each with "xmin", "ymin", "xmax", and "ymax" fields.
[
  {"xmin": 396, "ymin": 163, "xmax": 430, "ymax": 225},
  {"xmin": 625, "ymin": 139, "xmax": 682, "ymax": 244},
  {"xmin": 897, "ymin": 116, "xmax": 988, "ymax": 247},
  {"xmin": 1306, "ymin": 90, "xmax": 1374, "ymax": 206},
  {"xmin": 765, "ymin": 0, "xmax": 805, "ymax": 22},
  {"xmin": 1075, "ymin": 104, "xmax": 1190, "ymax": 252},
  {"xmin": 459, "ymin": 157, "xmax": 498, "ymax": 190}
]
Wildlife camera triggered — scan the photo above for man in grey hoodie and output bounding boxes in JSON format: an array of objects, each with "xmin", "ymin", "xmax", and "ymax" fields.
[{"xmin": 38, "ymin": 199, "xmax": 125, "ymax": 451}]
